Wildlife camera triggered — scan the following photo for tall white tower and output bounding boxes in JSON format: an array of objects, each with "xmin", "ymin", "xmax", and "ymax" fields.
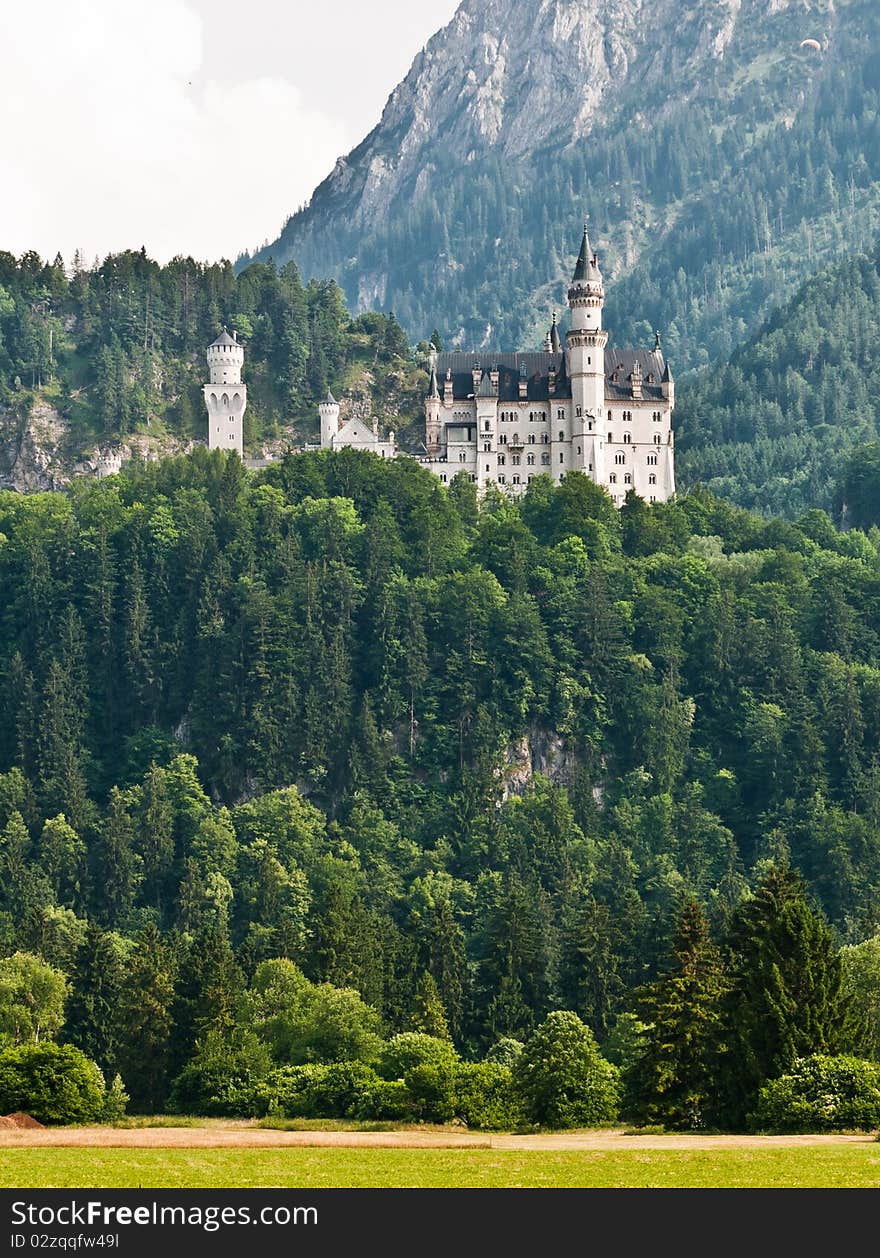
[
  {"xmin": 567, "ymin": 223, "xmax": 608, "ymax": 480},
  {"xmin": 204, "ymin": 330, "xmax": 247, "ymax": 457},
  {"xmin": 319, "ymin": 391, "xmax": 341, "ymax": 447}
]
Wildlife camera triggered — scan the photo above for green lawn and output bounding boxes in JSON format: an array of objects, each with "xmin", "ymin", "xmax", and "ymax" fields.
[{"xmin": 4, "ymin": 1147, "xmax": 880, "ymax": 1188}]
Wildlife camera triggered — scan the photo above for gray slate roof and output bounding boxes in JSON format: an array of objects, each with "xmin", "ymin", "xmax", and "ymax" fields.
[
  {"xmin": 433, "ymin": 348, "xmax": 667, "ymax": 403},
  {"xmin": 210, "ymin": 330, "xmax": 238, "ymax": 347}
]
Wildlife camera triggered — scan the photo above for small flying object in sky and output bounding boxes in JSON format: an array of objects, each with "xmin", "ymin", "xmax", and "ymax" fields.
[{"xmin": 800, "ymin": 39, "xmax": 823, "ymax": 52}]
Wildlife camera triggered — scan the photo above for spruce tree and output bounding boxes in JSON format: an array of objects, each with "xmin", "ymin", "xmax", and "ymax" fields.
[
  {"xmin": 624, "ymin": 899, "xmax": 729, "ymax": 1129},
  {"xmin": 714, "ymin": 861, "xmax": 854, "ymax": 1129},
  {"xmin": 63, "ymin": 923, "xmax": 125, "ymax": 1077}
]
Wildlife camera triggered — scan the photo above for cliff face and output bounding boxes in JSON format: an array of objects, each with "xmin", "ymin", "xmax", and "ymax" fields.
[
  {"xmin": 0, "ymin": 400, "xmax": 70, "ymax": 492},
  {"xmin": 250, "ymin": 0, "xmax": 874, "ymax": 364}
]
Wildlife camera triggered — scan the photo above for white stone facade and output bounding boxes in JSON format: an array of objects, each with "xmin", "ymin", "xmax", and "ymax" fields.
[
  {"xmin": 421, "ymin": 225, "xmax": 675, "ymax": 505},
  {"xmin": 318, "ymin": 392, "xmax": 397, "ymax": 460},
  {"xmin": 204, "ymin": 330, "xmax": 247, "ymax": 457}
]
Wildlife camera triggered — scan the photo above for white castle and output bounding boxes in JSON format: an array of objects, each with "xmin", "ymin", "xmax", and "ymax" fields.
[
  {"xmin": 203, "ymin": 223, "xmax": 675, "ymax": 505},
  {"xmin": 421, "ymin": 223, "xmax": 675, "ymax": 504},
  {"xmin": 204, "ymin": 330, "xmax": 247, "ymax": 457}
]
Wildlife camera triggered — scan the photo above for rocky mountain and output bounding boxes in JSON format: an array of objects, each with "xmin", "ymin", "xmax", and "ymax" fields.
[{"xmin": 249, "ymin": 0, "xmax": 880, "ymax": 369}]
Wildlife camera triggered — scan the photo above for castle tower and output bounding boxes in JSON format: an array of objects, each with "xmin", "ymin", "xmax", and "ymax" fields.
[
  {"xmin": 204, "ymin": 330, "xmax": 247, "ymax": 457},
  {"xmin": 319, "ymin": 391, "xmax": 341, "ymax": 448},
  {"xmin": 566, "ymin": 222, "xmax": 608, "ymax": 476},
  {"xmin": 425, "ymin": 352, "xmax": 442, "ymax": 454}
]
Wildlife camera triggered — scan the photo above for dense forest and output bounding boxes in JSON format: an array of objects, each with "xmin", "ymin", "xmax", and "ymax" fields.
[
  {"xmin": 2, "ymin": 451, "xmax": 880, "ymax": 1128},
  {"xmin": 0, "ymin": 249, "xmax": 421, "ymax": 470},
  {"xmin": 676, "ymin": 244, "xmax": 880, "ymax": 518}
]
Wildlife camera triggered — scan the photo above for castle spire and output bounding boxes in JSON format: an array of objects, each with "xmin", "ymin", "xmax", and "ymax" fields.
[
  {"xmin": 573, "ymin": 220, "xmax": 592, "ymax": 282},
  {"xmin": 550, "ymin": 311, "xmax": 562, "ymax": 353}
]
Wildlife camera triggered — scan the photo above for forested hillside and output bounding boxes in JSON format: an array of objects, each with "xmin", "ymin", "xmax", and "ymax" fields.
[
  {"xmin": 676, "ymin": 246, "xmax": 880, "ymax": 517},
  {"xmin": 0, "ymin": 250, "xmax": 422, "ymax": 486},
  {"xmin": 251, "ymin": 0, "xmax": 880, "ymax": 372},
  {"xmin": 2, "ymin": 452, "xmax": 880, "ymax": 1121}
]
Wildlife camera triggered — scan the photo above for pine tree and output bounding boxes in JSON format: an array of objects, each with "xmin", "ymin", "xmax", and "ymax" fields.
[
  {"xmin": 624, "ymin": 899, "xmax": 729, "ymax": 1129},
  {"xmin": 63, "ymin": 923, "xmax": 125, "ymax": 1076},
  {"xmin": 714, "ymin": 862, "xmax": 855, "ymax": 1129},
  {"xmin": 116, "ymin": 925, "xmax": 175, "ymax": 1112}
]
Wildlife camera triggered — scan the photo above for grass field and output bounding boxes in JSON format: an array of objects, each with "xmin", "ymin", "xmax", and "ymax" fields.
[{"xmin": 4, "ymin": 1146, "xmax": 880, "ymax": 1188}]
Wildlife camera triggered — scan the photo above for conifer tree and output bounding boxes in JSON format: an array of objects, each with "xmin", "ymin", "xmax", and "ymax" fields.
[
  {"xmin": 714, "ymin": 862, "xmax": 855, "ymax": 1128},
  {"xmin": 117, "ymin": 924, "xmax": 175, "ymax": 1112},
  {"xmin": 624, "ymin": 899, "xmax": 729, "ymax": 1129},
  {"xmin": 63, "ymin": 923, "xmax": 126, "ymax": 1077}
]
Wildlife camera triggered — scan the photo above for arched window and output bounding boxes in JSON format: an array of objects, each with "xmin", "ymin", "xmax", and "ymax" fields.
[
  {"xmin": 654, "ymin": 434, "xmax": 662, "ymax": 445},
  {"xmin": 615, "ymin": 452, "xmax": 626, "ymax": 465},
  {"xmin": 558, "ymin": 431, "xmax": 565, "ymax": 442},
  {"xmin": 528, "ymin": 433, "xmax": 536, "ymax": 444},
  {"xmin": 623, "ymin": 432, "xmax": 632, "ymax": 444},
  {"xmin": 649, "ymin": 473, "xmax": 657, "ymax": 485}
]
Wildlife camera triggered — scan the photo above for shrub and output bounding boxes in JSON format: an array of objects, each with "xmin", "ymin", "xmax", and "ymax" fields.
[
  {"xmin": 513, "ymin": 1011, "xmax": 621, "ymax": 1129},
  {"xmin": 355, "ymin": 1079, "xmax": 414, "ymax": 1122},
  {"xmin": 404, "ymin": 1060, "xmax": 458, "ymax": 1123},
  {"xmin": 485, "ymin": 1038, "xmax": 524, "ymax": 1069},
  {"xmin": 0, "ymin": 1043, "xmax": 107, "ymax": 1125},
  {"xmin": 169, "ymin": 1029, "xmax": 272, "ymax": 1117},
  {"xmin": 453, "ymin": 1062, "xmax": 521, "ymax": 1130},
  {"xmin": 750, "ymin": 1055, "xmax": 880, "ymax": 1133},
  {"xmin": 377, "ymin": 1033, "xmax": 458, "ymax": 1081}
]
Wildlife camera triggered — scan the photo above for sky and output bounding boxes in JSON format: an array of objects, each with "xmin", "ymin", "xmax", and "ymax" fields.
[{"xmin": 1, "ymin": 0, "xmax": 460, "ymax": 267}]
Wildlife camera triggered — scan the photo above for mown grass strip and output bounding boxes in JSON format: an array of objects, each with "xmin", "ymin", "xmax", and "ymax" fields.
[{"xmin": 4, "ymin": 1147, "xmax": 880, "ymax": 1189}]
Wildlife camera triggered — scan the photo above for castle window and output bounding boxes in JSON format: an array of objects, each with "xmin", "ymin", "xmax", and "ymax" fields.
[
  {"xmin": 513, "ymin": 475, "xmax": 521, "ymax": 485},
  {"xmin": 541, "ymin": 432, "xmax": 548, "ymax": 444},
  {"xmin": 499, "ymin": 434, "xmax": 507, "ymax": 445},
  {"xmin": 647, "ymin": 453, "xmax": 658, "ymax": 465},
  {"xmin": 624, "ymin": 411, "xmax": 633, "ymax": 422},
  {"xmin": 609, "ymin": 473, "xmax": 617, "ymax": 484},
  {"xmin": 654, "ymin": 434, "xmax": 662, "ymax": 445},
  {"xmin": 486, "ymin": 465, "xmax": 490, "ymax": 473},
  {"xmin": 542, "ymin": 453, "xmax": 550, "ymax": 465},
  {"xmin": 558, "ymin": 431, "xmax": 564, "ymax": 442},
  {"xmin": 623, "ymin": 433, "xmax": 632, "ymax": 444},
  {"xmin": 512, "ymin": 455, "xmax": 521, "ymax": 466},
  {"xmin": 653, "ymin": 412, "xmax": 662, "ymax": 422},
  {"xmin": 513, "ymin": 433, "xmax": 520, "ymax": 444},
  {"xmin": 470, "ymin": 474, "xmax": 476, "ymax": 482},
  {"xmin": 624, "ymin": 473, "xmax": 632, "ymax": 485},
  {"xmin": 557, "ymin": 409, "xmax": 565, "ymax": 420},
  {"xmin": 615, "ymin": 452, "xmax": 626, "ymax": 465},
  {"xmin": 527, "ymin": 454, "xmax": 535, "ymax": 466},
  {"xmin": 484, "ymin": 442, "xmax": 491, "ymax": 452},
  {"xmin": 459, "ymin": 452, "xmax": 467, "ymax": 462},
  {"xmin": 608, "ymin": 411, "xmax": 612, "ymax": 423},
  {"xmin": 588, "ymin": 419, "xmax": 594, "ymax": 431},
  {"xmin": 576, "ymin": 406, "xmax": 582, "ymax": 418},
  {"xmin": 498, "ymin": 475, "xmax": 506, "ymax": 484},
  {"xmin": 577, "ymin": 446, "xmax": 582, "ymax": 455},
  {"xmin": 528, "ymin": 434, "xmax": 536, "ymax": 444},
  {"xmin": 649, "ymin": 474, "xmax": 657, "ymax": 485},
  {"xmin": 440, "ymin": 474, "xmax": 447, "ymax": 483},
  {"xmin": 485, "ymin": 421, "xmax": 491, "ymax": 432},
  {"xmin": 559, "ymin": 453, "xmax": 564, "ymax": 464},
  {"xmin": 608, "ymin": 432, "xmax": 613, "ymax": 442}
]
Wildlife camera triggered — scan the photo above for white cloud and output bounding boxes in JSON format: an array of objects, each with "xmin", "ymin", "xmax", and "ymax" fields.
[{"xmin": 0, "ymin": 0, "xmax": 353, "ymax": 265}]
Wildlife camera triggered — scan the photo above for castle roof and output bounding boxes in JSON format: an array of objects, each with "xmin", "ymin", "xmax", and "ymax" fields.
[
  {"xmin": 572, "ymin": 223, "xmax": 602, "ymax": 284},
  {"xmin": 477, "ymin": 370, "xmax": 497, "ymax": 397},
  {"xmin": 322, "ymin": 390, "xmax": 338, "ymax": 406},
  {"xmin": 550, "ymin": 313, "xmax": 562, "ymax": 353},
  {"xmin": 428, "ymin": 366, "xmax": 440, "ymax": 400},
  {"xmin": 209, "ymin": 330, "xmax": 238, "ymax": 348},
  {"xmin": 432, "ymin": 348, "xmax": 668, "ymax": 404}
]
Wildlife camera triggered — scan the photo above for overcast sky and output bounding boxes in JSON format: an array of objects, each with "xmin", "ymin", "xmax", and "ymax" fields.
[{"xmin": 1, "ymin": 0, "xmax": 459, "ymax": 267}]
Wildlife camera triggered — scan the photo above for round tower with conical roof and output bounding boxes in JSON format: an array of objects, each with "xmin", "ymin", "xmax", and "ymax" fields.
[
  {"xmin": 566, "ymin": 221, "xmax": 608, "ymax": 479},
  {"xmin": 319, "ymin": 392, "xmax": 341, "ymax": 448},
  {"xmin": 204, "ymin": 329, "xmax": 247, "ymax": 456}
]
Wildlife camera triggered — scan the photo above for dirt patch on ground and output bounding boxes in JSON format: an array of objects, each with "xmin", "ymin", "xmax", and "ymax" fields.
[
  {"xmin": 3, "ymin": 1113, "xmax": 45, "ymax": 1129},
  {"xmin": 0, "ymin": 1123, "xmax": 874, "ymax": 1152}
]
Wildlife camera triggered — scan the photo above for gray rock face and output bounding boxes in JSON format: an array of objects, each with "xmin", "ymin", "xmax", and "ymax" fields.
[{"xmin": 266, "ymin": 0, "xmax": 818, "ymax": 237}]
